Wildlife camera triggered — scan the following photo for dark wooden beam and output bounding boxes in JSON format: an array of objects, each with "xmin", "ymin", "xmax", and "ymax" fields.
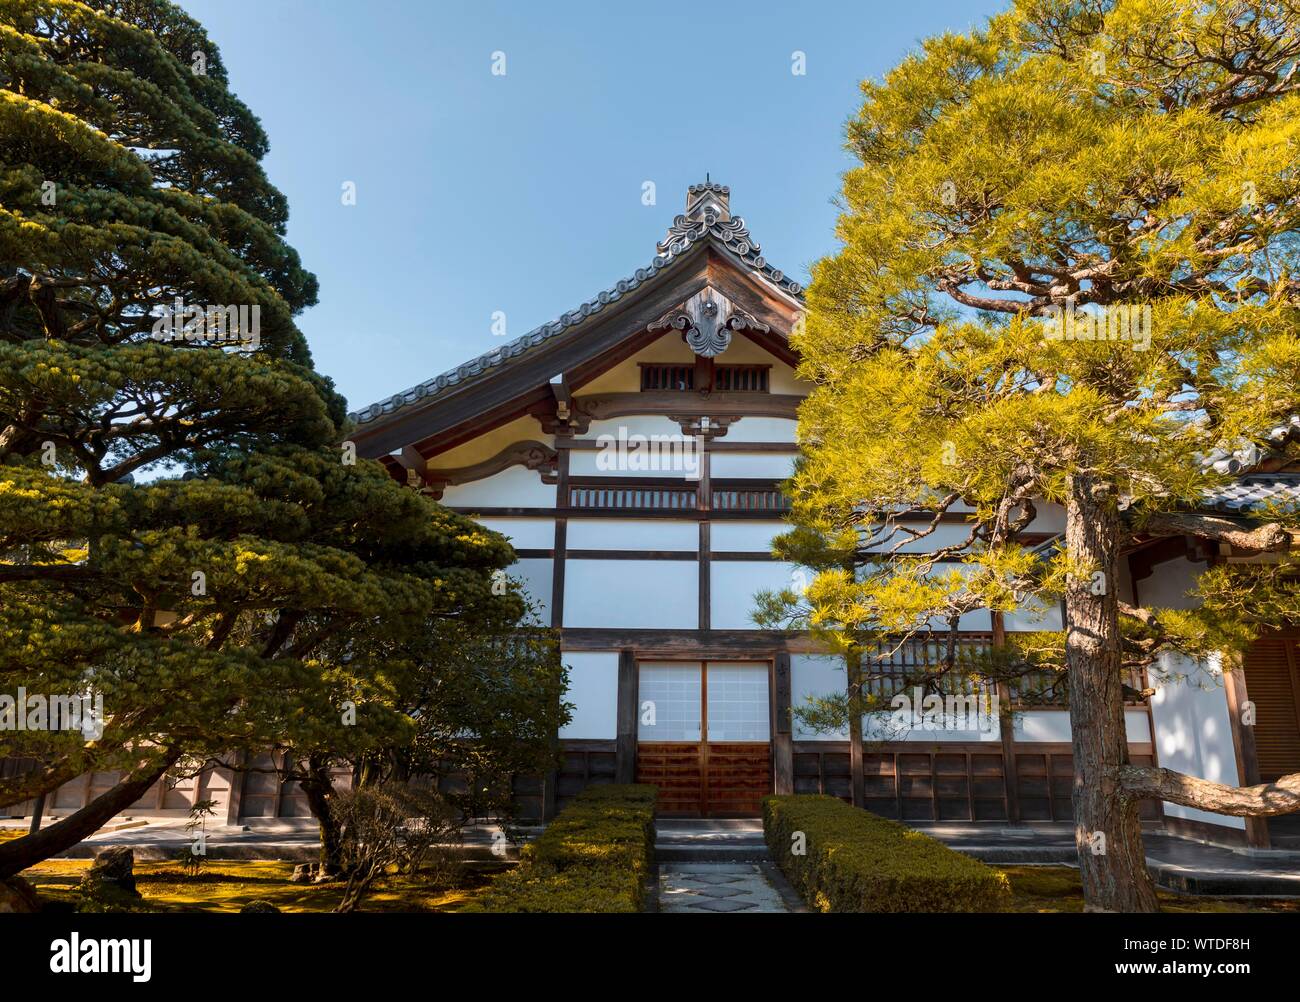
[
  {"xmin": 389, "ymin": 445, "xmax": 433, "ymax": 489},
  {"xmin": 992, "ymin": 610, "xmax": 1021, "ymax": 823},
  {"xmin": 557, "ymin": 628, "xmax": 823, "ymax": 656},
  {"xmin": 848, "ymin": 648, "xmax": 865, "ymax": 809},
  {"xmin": 698, "ymin": 444, "xmax": 711, "ymax": 630},
  {"xmin": 773, "ymin": 652, "xmax": 793, "ymax": 795},
  {"xmin": 448, "ymin": 506, "xmax": 784, "ymax": 520},
  {"xmin": 616, "ymin": 649, "xmax": 638, "ymax": 784},
  {"xmin": 549, "ymin": 449, "xmax": 569, "ymax": 629}
]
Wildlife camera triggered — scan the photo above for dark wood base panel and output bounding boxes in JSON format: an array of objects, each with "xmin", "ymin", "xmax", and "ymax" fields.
[{"xmin": 635, "ymin": 741, "xmax": 772, "ymax": 817}]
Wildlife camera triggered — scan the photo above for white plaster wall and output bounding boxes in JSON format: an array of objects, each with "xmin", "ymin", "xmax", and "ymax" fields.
[
  {"xmin": 569, "ymin": 417, "xmax": 702, "ymax": 479},
  {"xmin": 711, "ymin": 560, "xmax": 799, "ymax": 630},
  {"xmin": 476, "ymin": 517, "xmax": 555, "ymax": 550},
  {"xmin": 723, "ymin": 417, "xmax": 799, "ymax": 443},
  {"xmin": 564, "ymin": 559, "xmax": 697, "ymax": 628},
  {"xmin": 558, "ymin": 651, "xmax": 619, "ymax": 740},
  {"xmin": 791, "ymin": 654, "xmax": 849, "ymax": 741},
  {"xmin": 509, "ymin": 558, "xmax": 552, "ymax": 623},
  {"xmin": 1131, "ymin": 556, "xmax": 1245, "ymax": 828},
  {"xmin": 1025, "ymin": 502, "xmax": 1066, "ymax": 533},
  {"xmin": 1010, "ymin": 709, "xmax": 1152, "ymax": 744},
  {"xmin": 1014, "ymin": 709, "xmax": 1073, "ymax": 743},
  {"xmin": 566, "ymin": 518, "xmax": 697, "ymax": 552},
  {"xmin": 1004, "ymin": 600, "xmax": 1064, "ymax": 632},
  {"xmin": 710, "ymin": 452, "xmax": 798, "ymax": 480},
  {"xmin": 1149, "ymin": 651, "xmax": 1245, "ymax": 830},
  {"xmin": 440, "ymin": 465, "xmax": 557, "ymax": 508},
  {"xmin": 711, "ymin": 521, "xmax": 788, "ymax": 553},
  {"xmin": 1135, "ymin": 555, "xmax": 1206, "ymax": 610},
  {"xmin": 584, "ymin": 415, "xmax": 690, "ymax": 441}
]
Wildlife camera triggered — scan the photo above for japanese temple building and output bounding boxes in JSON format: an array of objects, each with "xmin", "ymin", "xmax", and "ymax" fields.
[
  {"xmin": 342, "ymin": 182, "xmax": 1300, "ymax": 846},
  {"xmin": 9, "ymin": 183, "xmax": 1299, "ymax": 849}
]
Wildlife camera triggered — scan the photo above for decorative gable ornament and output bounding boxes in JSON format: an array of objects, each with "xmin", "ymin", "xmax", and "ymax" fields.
[{"xmin": 649, "ymin": 288, "xmax": 770, "ymax": 358}]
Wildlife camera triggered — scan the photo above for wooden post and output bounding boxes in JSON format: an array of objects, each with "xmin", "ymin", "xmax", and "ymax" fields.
[
  {"xmin": 27, "ymin": 791, "xmax": 45, "ymax": 835},
  {"xmin": 773, "ymin": 652, "xmax": 793, "ymax": 795},
  {"xmin": 992, "ymin": 612, "xmax": 1020, "ymax": 822},
  {"xmin": 848, "ymin": 648, "xmax": 865, "ymax": 808},
  {"xmin": 550, "ymin": 447, "xmax": 570, "ymax": 629},
  {"xmin": 616, "ymin": 648, "xmax": 638, "ymax": 784},
  {"xmin": 1223, "ymin": 657, "xmax": 1269, "ymax": 848},
  {"xmin": 697, "ymin": 440, "xmax": 710, "ymax": 630},
  {"xmin": 541, "ymin": 765, "xmax": 558, "ymax": 822}
]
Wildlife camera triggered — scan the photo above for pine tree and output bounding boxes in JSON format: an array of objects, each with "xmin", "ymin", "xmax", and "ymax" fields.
[
  {"xmin": 773, "ymin": 0, "xmax": 1300, "ymax": 911},
  {"xmin": 0, "ymin": 0, "xmax": 537, "ymax": 877}
]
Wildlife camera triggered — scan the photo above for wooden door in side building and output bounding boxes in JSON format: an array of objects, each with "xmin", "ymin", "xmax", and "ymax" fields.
[
  {"xmin": 635, "ymin": 661, "xmax": 772, "ymax": 817},
  {"xmin": 1244, "ymin": 633, "xmax": 1300, "ymax": 782}
]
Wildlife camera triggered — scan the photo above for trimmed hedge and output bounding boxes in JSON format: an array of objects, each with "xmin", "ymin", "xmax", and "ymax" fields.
[
  {"xmin": 466, "ymin": 784, "xmax": 656, "ymax": 913},
  {"xmin": 763, "ymin": 795, "xmax": 1010, "ymax": 912}
]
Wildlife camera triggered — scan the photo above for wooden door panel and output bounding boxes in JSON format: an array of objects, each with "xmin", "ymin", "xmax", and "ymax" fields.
[
  {"xmin": 703, "ymin": 742, "xmax": 772, "ymax": 816},
  {"xmin": 636, "ymin": 743, "xmax": 703, "ymax": 815},
  {"xmin": 1244, "ymin": 635, "xmax": 1300, "ymax": 781}
]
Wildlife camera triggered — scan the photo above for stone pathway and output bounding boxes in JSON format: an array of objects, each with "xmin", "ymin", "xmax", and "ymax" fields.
[{"xmin": 657, "ymin": 862, "xmax": 792, "ymax": 913}]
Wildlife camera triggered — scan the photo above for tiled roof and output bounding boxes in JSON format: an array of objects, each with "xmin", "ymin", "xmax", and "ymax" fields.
[
  {"xmin": 348, "ymin": 183, "xmax": 804, "ymax": 427},
  {"xmin": 1200, "ymin": 473, "xmax": 1300, "ymax": 513}
]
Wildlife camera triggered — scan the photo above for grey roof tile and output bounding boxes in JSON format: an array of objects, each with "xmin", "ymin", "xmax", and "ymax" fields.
[{"xmin": 1200, "ymin": 474, "xmax": 1300, "ymax": 513}]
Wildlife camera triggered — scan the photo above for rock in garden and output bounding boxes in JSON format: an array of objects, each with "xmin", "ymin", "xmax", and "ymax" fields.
[
  {"xmin": 240, "ymin": 900, "xmax": 281, "ymax": 913},
  {"xmin": 289, "ymin": 863, "xmax": 318, "ymax": 884},
  {"xmin": 80, "ymin": 846, "xmax": 140, "ymax": 898}
]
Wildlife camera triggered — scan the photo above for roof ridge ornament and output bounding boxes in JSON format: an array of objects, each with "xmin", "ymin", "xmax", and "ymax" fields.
[
  {"xmin": 685, "ymin": 181, "xmax": 731, "ymax": 223},
  {"xmin": 655, "ymin": 184, "xmax": 801, "ymax": 297}
]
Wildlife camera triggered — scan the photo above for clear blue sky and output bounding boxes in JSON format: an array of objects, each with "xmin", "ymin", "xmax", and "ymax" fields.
[{"xmin": 178, "ymin": 0, "xmax": 1004, "ymax": 415}]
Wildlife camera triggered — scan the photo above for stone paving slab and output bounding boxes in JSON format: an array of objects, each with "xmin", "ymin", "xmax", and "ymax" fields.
[{"xmin": 658, "ymin": 863, "xmax": 791, "ymax": 913}]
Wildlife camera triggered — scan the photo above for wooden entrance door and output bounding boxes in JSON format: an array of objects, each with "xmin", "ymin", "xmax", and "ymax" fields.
[
  {"xmin": 1244, "ymin": 633, "xmax": 1300, "ymax": 781},
  {"xmin": 635, "ymin": 661, "xmax": 772, "ymax": 817}
]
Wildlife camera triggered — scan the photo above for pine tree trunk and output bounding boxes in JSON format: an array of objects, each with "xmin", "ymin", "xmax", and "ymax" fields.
[
  {"xmin": 300, "ymin": 756, "xmax": 344, "ymax": 875},
  {"xmin": 0, "ymin": 751, "xmax": 178, "ymax": 880},
  {"xmin": 1064, "ymin": 474, "xmax": 1159, "ymax": 913}
]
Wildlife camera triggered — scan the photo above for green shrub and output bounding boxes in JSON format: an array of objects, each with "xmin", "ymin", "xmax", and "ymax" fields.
[
  {"xmin": 466, "ymin": 784, "xmax": 656, "ymax": 913},
  {"xmin": 464, "ymin": 862, "xmax": 644, "ymax": 913},
  {"xmin": 763, "ymin": 795, "xmax": 1010, "ymax": 913}
]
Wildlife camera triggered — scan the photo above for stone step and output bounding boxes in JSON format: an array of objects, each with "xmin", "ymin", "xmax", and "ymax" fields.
[
  {"xmin": 1149, "ymin": 863, "xmax": 1300, "ymax": 897},
  {"xmin": 654, "ymin": 843, "xmax": 771, "ymax": 863}
]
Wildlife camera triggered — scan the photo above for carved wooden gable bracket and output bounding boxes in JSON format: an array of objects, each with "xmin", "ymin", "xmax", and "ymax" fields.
[
  {"xmin": 649, "ymin": 287, "xmax": 769, "ymax": 358},
  {"xmin": 422, "ymin": 440, "xmax": 559, "ymax": 500}
]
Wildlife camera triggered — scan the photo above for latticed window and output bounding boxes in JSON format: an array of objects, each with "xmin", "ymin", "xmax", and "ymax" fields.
[
  {"xmin": 858, "ymin": 636, "xmax": 1146, "ymax": 708},
  {"xmin": 638, "ymin": 363, "xmax": 770, "ymax": 392},
  {"xmin": 639, "ymin": 364, "xmax": 694, "ymax": 391},
  {"xmin": 713, "ymin": 364, "xmax": 769, "ymax": 392}
]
